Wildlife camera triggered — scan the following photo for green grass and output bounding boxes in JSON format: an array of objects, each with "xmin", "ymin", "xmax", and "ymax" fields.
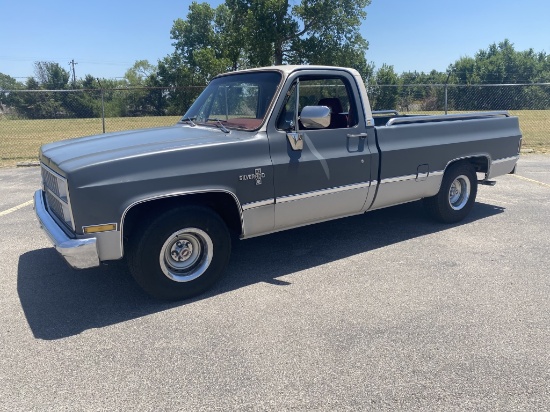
[
  {"xmin": 509, "ymin": 110, "xmax": 550, "ymax": 152},
  {"xmin": 410, "ymin": 110, "xmax": 549, "ymax": 152},
  {"xmin": 1, "ymin": 111, "xmax": 548, "ymax": 167}
]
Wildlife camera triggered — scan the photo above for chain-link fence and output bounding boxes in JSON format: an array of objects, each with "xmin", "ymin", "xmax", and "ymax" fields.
[
  {"xmin": 1, "ymin": 84, "xmax": 549, "ymax": 166},
  {"xmin": 0, "ymin": 86, "xmax": 204, "ymax": 166},
  {"xmin": 369, "ymin": 83, "xmax": 550, "ymax": 153}
]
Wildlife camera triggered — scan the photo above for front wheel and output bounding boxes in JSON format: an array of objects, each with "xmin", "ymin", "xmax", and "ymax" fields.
[
  {"xmin": 424, "ymin": 163, "xmax": 478, "ymax": 223},
  {"xmin": 127, "ymin": 206, "xmax": 231, "ymax": 300}
]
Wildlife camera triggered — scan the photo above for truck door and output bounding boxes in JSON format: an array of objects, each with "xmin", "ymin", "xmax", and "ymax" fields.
[{"xmin": 266, "ymin": 70, "xmax": 376, "ymax": 231}]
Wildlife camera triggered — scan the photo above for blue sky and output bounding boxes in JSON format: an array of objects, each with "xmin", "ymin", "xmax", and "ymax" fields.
[{"xmin": 1, "ymin": 0, "xmax": 549, "ymax": 81}]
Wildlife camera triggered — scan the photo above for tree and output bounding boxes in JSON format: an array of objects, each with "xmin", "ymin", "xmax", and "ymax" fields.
[
  {"xmin": 9, "ymin": 62, "xmax": 72, "ymax": 119},
  {"xmin": 168, "ymin": 2, "xmax": 243, "ymax": 84},
  {"xmin": 124, "ymin": 60, "xmax": 156, "ymax": 86},
  {"xmin": 15, "ymin": 76, "xmax": 61, "ymax": 119},
  {"xmin": 122, "ymin": 60, "xmax": 166, "ymax": 116},
  {"xmin": 226, "ymin": 0, "xmax": 370, "ymax": 68},
  {"xmin": 162, "ymin": 0, "xmax": 372, "ymax": 86},
  {"xmin": 157, "ymin": 54, "xmax": 203, "ymax": 114},
  {"xmin": 396, "ymin": 69, "xmax": 447, "ymax": 111},
  {"xmin": 34, "ymin": 62, "xmax": 70, "ymax": 90},
  {"xmin": 0, "ymin": 73, "xmax": 21, "ymax": 91},
  {"xmin": 449, "ymin": 40, "xmax": 550, "ymax": 110},
  {"xmin": 0, "ymin": 73, "xmax": 23, "ymax": 116},
  {"xmin": 371, "ymin": 64, "xmax": 398, "ymax": 110},
  {"xmin": 63, "ymin": 74, "xmax": 101, "ymax": 118}
]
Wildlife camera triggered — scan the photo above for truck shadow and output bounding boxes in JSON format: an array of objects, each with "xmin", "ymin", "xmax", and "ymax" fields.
[{"xmin": 18, "ymin": 201, "xmax": 504, "ymax": 340}]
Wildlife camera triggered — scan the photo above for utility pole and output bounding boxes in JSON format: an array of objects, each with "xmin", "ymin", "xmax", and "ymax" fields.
[{"xmin": 69, "ymin": 59, "xmax": 78, "ymax": 88}]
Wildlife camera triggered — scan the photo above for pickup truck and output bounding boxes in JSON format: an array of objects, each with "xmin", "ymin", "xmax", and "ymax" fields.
[{"xmin": 34, "ymin": 65, "xmax": 522, "ymax": 300}]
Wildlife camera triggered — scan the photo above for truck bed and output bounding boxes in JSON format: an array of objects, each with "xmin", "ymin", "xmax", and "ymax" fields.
[{"xmin": 368, "ymin": 110, "xmax": 521, "ymax": 211}]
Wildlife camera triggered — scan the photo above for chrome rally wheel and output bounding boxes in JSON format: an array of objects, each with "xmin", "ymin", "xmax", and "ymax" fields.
[
  {"xmin": 128, "ymin": 206, "xmax": 231, "ymax": 300},
  {"xmin": 448, "ymin": 175, "xmax": 471, "ymax": 211},
  {"xmin": 424, "ymin": 162, "xmax": 478, "ymax": 223},
  {"xmin": 160, "ymin": 228, "xmax": 213, "ymax": 282}
]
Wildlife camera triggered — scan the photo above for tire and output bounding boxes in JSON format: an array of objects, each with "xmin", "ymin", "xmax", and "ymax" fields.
[
  {"xmin": 424, "ymin": 162, "xmax": 478, "ymax": 223},
  {"xmin": 127, "ymin": 206, "xmax": 231, "ymax": 300}
]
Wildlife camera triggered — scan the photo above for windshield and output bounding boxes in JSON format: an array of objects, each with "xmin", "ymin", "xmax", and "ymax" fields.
[{"xmin": 181, "ymin": 71, "xmax": 282, "ymax": 131}]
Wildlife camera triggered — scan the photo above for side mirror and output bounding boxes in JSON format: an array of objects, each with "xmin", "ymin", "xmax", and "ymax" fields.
[{"xmin": 300, "ymin": 106, "xmax": 331, "ymax": 129}]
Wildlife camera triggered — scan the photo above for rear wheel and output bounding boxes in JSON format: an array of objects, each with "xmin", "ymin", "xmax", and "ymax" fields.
[
  {"xmin": 127, "ymin": 206, "xmax": 231, "ymax": 300},
  {"xmin": 424, "ymin": 162, "xmax": 478, "ymax": 223}
]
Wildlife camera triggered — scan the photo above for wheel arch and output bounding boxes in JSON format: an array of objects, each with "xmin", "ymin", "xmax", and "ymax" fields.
[
  {"xmin": 444, "ymin": 154, "xmax": 490, "ymax": 176},
  {"xmin": 424, "ymin": 156, "xmax": 480, "ymax": 223},
  {"xmin": 427, "ymin": 155, "xmax": 488, "ymax": 199},
  {"xmin": 121, "ymin": 190, "xmax": 243, "ymax": 256}
]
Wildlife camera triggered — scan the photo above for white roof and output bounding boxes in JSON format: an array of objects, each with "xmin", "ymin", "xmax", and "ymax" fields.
[{"xmin": 216, "ymin": 65, "xmax": 358, "ymax": 77}]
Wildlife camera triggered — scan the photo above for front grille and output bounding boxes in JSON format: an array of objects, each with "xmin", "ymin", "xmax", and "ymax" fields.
[
  {"xmin": 45, "ymin": 190, "xmax": 66, "ymax": 221},
  {"xmin": 41, "ymin": 167, "xmax": 60, "ymax": 198},
  {"xmin": 41, "ymin": 164, "xmax": 74, "ymax": 230}
]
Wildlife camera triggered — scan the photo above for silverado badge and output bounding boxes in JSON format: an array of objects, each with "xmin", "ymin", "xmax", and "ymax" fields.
[{"xmin": 239, "ymin": 168, "xmax": 265, "ymax": 185}]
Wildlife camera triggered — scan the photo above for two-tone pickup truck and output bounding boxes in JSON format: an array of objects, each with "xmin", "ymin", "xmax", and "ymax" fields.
[{"xmin": 34, "ymin": 65, "xmax": 522, "ymax": 300}]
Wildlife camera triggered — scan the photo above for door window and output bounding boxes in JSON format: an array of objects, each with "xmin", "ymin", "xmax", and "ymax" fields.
[{"xmin": 276, "ymin": 77, "xmax": 358, "ymax": 130}]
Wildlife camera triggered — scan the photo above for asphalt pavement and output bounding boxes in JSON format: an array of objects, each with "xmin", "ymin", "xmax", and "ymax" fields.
[{"xmin": 1, "ymin": 154, "xmax": 549, "ymax": 411}]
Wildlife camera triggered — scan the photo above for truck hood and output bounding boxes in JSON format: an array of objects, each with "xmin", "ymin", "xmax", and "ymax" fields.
[{"xmin": 40, "ymin": 124, "xmax": 245, "ymax": 173}]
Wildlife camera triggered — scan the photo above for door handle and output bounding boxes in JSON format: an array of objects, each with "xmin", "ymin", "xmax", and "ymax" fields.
[{"xmin": 347, "ymin": 133, "xmax": 368, "ymax": 138}]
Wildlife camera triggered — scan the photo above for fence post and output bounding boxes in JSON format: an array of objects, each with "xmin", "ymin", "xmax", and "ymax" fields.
[
  {"xmin": 100, "ymin": 89, "xmax": 106, "ymax": 133},
  {"xmin": 96, "ymin": 79, "xmax": 106, "ymax": 133},
  {"xmin": 444, "ymin": 84, "xmax": 448, "ymax": 115},
  {"xmin": 444, "ymin": 66, "xmax": 453, "ymax": 115}
]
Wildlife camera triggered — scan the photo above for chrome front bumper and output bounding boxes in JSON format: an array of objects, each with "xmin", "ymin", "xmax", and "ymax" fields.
[{"xmin": 34, "ymin": 190, "xmax": 100, "ymax": 269}]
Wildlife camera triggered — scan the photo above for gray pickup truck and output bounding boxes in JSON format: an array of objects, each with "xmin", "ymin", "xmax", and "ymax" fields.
[{"xmin": 34, "ymin": 65, "xmax": 522, "ymax": 300}]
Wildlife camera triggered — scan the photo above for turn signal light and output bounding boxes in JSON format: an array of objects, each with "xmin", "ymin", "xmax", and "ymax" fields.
[{"xmin": 83, "ymin": 224, "xmax": 117, "ymax": 234}]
